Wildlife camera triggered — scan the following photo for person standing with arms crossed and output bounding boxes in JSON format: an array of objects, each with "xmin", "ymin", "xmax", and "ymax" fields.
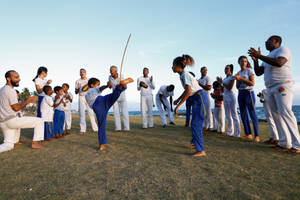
[
  {"xmin": 75, "ymin": 68, "xmax": 98, "ymax": 134},
  {"xmin": 248, "ymin": 35, "xmax": 300, "ymax": 153},
  {"xmin": 198, "ymin": 66, "xmax": 213, "ymax": 131},
  {"xmin": 137, "ymin": 67, "xmax": 155, "ymax": 129}
]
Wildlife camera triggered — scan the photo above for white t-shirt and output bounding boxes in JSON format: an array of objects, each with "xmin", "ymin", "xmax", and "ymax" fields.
[
  {"xmin": 75, "ymin": 78, "xmax": 89, "ymax": 96},
  {"xmin": 180, "ymin": 71, "xmax": 201, "ymax": 96},
  {"xmin": 198, "ymin": 76, "xmax": 212, "ymax": 94},
  {"xmin": 237, "ymin": 68, "xmax": 254, "ymax": 91},
  {"xmin": 137, "ymin": 76, "xmax": 155, "ymax": 96},
  {"xmin": 41, "ymin": 95, "xmax": 54, "ymax": 122},
  {"xmin": 222, "ymin": 75, "xmax": 235, "ymax": 95},
  {"xmin": 54, "ymin": 95, "xmax": 65, "ymax": 111},
  {"xmin": 156, "ymin": 85, "xmax": 174, "ymax": 98},
  {"xmin": 109, "ymin": 75, "xmax": 126, "ymax": 101},
  {"xmin": 261, "ymin": 46, "xmax": 293, "ymax": 88},
  {"xmin": 34, "ymin": 77, "xmax": 48, "ymax": 96},
  {"xmin": 0, "ymin": 85, "xmax": 18, "ymax": 121},
  {"xmin": 63, "ymin": 92, "xmax": 73, "ymax": 111},
  {"xmin": 85, "ymin": 87, "xmax": 102, "ymax": 108}
]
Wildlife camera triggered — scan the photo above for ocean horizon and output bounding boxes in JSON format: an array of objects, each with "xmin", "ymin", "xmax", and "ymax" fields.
[{"xmin": 72, "ymin": 105, "xmax": 300, "ymax": 123}]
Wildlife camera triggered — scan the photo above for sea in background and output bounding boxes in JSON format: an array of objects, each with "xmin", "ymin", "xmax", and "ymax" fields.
[{"xmin": 106, "ymin": 105, "xmax": 300, "ymax": 123}]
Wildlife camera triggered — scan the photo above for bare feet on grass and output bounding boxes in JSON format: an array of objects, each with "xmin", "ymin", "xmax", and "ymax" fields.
[
  {"xmin": 242, "ymin": 135, "xmax": 253, "ymax": 140},
  {"xmin": 188, "ymin": 144, "xmax": 196, "ymax": 150},
  {"xmin": 99, "ymin": 144, "xmax": 106, "ymax": 151},
  {"xmin": 14, "ymin": 142, "xmax": 22, "ymax": 147},
  {"xmin": 191, "ymin": 151, "xmax": 206, "ymax": 157},
  {"xmin": 289, "ymin": 148, "xmax": 300, "ymax": 154},
  {"xmin": 254, "ymin": 136, "xmax": 260, "ymax": 143},
  {"xmin": 31, "ymin": 141, "xmax": 43, "ymax": 149}
]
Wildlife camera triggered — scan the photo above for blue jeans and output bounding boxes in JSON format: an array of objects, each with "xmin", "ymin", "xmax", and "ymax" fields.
[{"xmin": 238, "ymin": 90, "xmax": 259, "ymax": 137}]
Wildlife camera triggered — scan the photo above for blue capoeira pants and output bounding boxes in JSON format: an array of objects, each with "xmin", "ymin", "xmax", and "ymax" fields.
[
  {"xmin": 238, "ymin": 89, "xmax": 259, "ymax": 137},
  {"xmin": 93, "ymin": 87, "xmax": 126, "ymax": 145},
  {"xmin": 189, "ymin": 90, "xmax": 208, "ymax": 152},
  {"xmin": 44, "ymin": 122, "xmax": 54, "ymax": 139},
  {"xmin": 37, "ymin": 96, "xmax": 44, "ymax": 118},
  {"xmin": 185, "ymin": 97, "xmax": 192, "ymax": 127},
  {"xmin": 53, "ymin": 110, "xmax": 65, "ymax": 135}
]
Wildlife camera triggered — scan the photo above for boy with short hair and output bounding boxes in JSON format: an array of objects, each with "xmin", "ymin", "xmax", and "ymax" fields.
[
  {"xmin": 53, "ymin": 86, "xmax": 66, "ymax": 138},
  {"xmin": 62, "ymin": 83, "xmax": 73, "ymax": 135},
  {"xmin": 41, "ymin": 86, "xmax": 55, "ymax": 141}
]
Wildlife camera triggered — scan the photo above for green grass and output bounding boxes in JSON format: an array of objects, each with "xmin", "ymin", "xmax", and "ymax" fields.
[{"xmin": 0, "ymin": 115, "xmax": 300, "ymax": 200}]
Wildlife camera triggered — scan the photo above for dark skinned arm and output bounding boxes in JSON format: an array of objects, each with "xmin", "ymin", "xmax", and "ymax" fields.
[
  {"xmin": 159, "ymin": 94, "xmax": 167, "ymax": 110},
  {"xmin": 174, "ymin": 85, "xmax": 191, "ymax": 114},
  {"xmin": 198, "ymin": 80, "xmax": 212, "ymax": 90},
  {"xmin": 11, "ymin": 96, "xmax": 38, "ymax": 112},
  {"xmin": 169, "ymin": 96, "xmax": 173, "ymax": 112}
]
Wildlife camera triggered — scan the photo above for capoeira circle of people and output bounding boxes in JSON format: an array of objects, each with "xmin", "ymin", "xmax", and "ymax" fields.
[{"xmin": 1, "ymin": 35, "xmax": 300, "ymax": 156}]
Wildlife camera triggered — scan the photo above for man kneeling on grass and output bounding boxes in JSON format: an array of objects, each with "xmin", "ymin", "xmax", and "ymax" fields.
[
  {"xmin": 83, "ymin": 77, "xmax": 133, "ymax": 151},
  {"xmin": 0, "ymin": 70, "xmax": 44, "ymax": 153}
]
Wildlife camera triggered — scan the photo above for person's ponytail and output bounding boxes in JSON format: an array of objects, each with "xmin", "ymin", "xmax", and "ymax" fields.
[
  {"xmin": 173, "ymin": 54, "xmax": 194, "ymax": 69},
  {"xmin": 32, "ymin": 66, "xmax": 48, "ymax": 82}
]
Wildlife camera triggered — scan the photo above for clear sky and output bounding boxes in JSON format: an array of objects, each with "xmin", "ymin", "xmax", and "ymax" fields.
[{"xmin": 1, "ymin": 0, "xmax": 300, "ymax": 110}]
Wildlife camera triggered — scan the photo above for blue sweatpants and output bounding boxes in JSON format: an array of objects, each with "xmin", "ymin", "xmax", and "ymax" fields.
[
  {"xmin": 37, "ymin": 96, "xmax": 44, "ymax": 118},
  {"xmin": 93, "ymin": 87, "xmax": 126, "ymax": 145},
  {"xmin": 44, "ymin": 122, "xmax": 54, "ymax": 139},
  {"xmin": 54, "ymin": 110, "xmax": 65, "ymax": 135},
  {"xmin": 238, "ymin": 90, "xmax": 259, "ymax": 137},
  {"xmin": 185, "ymin": 97, "xmax": 192, "ymax": 127},
  {"xmin": 189, "ymin": 90, "xmax": 208, "ymax": 152}
]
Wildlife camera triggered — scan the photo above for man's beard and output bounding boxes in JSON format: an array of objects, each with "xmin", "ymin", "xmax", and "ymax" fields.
[{"xmin": 11, "ymin": 80, "xmax": 19, "ymax": 87}]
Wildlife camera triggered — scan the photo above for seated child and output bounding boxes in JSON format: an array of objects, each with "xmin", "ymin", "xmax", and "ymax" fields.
[
  {"xmin": 53, "ymin": 86, "xmax": 66, "ymax": 138},
  {"xmin": 84, "ymin": 77, "xmax": 133, "ymax": 151},
  {"xmin": 210, "ymin": 81, "xmax": 225, "ymax": 134}
]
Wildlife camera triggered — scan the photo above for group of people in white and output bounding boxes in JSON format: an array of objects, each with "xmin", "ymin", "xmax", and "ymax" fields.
[{"xmin": 0, "ymin": 35, "xmax": 299, "ymax": 156}]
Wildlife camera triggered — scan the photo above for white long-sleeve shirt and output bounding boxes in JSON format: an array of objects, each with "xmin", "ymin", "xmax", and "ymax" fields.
[{"xmin": 137, "ymin": 76, "xmax": 155, "ymax": 96}]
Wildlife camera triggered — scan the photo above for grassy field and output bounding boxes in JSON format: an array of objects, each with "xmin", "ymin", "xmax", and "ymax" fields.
[{"xmin": 0, "ymin": 115, "xmax": 300, "ymax": 200}]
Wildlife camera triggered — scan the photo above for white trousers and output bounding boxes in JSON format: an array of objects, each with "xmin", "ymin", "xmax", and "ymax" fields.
[
  {"xmin": 141, "ymin": 95, "xmax": 154, "ymax": 128},
  {"xmin": 213, "ymin": 106, "xmax": 225, "ymax": 133},
  {"xmin": 155, "ymin": 95, "xmax": 174, "ymax": 125},
  {"xmin": 113, "ymin": 99, "xmax": 130, "ymax": 131},
  {"xmin": 267, "ymin": 83, "xmax": 300, "ymax": 149},
  {"xmin": 0, "ymin": 116, "xmax": 44, "ymax": 153},
  {"xmin": 64, "ymin": 110, "xmax": 72, "ymax": 130},
  {"xmin": 203, "ymin": 93, "xmax": 213, "ymax": 129},
  {"xmin": 263, "ymin": 90, "xmax": 279, "ymax": 140},
  {"xmin": 224, "ymin": 93, "xmax": 240, "ymax": 137},
  {"xmin": 78, "ymin": 95, "xmax": 98, "ymax": 132}
]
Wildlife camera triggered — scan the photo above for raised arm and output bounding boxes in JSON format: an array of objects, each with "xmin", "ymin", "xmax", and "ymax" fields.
[
  {"xmin": 174, "ymin": 85, "xmax": 191, "ymax": 114},
  {"xmin": 11, "ymin": 96, "xmax": 38, "ymax": 112}
]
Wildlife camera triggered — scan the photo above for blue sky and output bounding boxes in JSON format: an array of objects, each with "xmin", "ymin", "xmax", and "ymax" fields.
[{"xmin": 1, "ymin": 0, "xmax": 300, "ymax": 110}]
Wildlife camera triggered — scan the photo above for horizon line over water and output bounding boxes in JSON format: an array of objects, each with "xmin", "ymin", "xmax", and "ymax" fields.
[{"xmin": 73, "ymin": 105, "xmax": 300, "ymax": 123}]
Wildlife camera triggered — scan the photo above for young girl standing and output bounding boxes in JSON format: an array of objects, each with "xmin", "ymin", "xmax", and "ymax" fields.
[
  {"xmin": 217, "ymin": 64, "xmax": 241, "ymax": 137},
  {"xmin": 33, "ymin": 67, "xmax": 52, "ymax": 117},
  {"xmin": 234, "ymin": 56, "xmax": 259, "ymax": 142},
  {"xmin": 172, "ymin": 55, "xmax": 208, "ymax": 157}
]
